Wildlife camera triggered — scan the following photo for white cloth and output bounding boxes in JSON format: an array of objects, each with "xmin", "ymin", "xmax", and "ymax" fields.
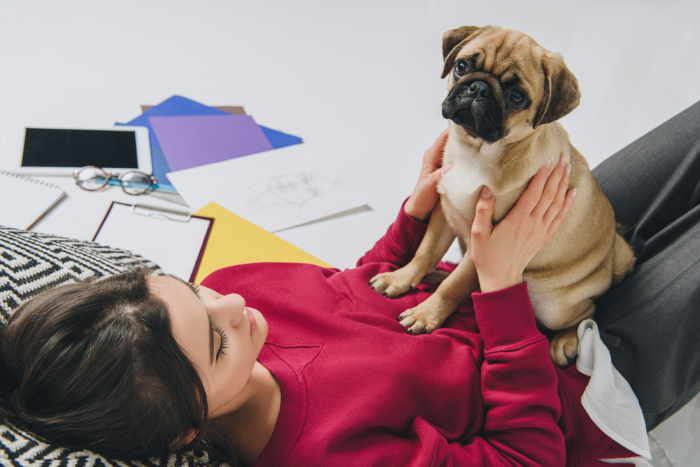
[
  {"xmin": 575, "ymin": 319, "xmax": 652, "ymax": 464},
  {"xmin": 600, "ymin": 458, "xmax": 654, "ymax": 466}
]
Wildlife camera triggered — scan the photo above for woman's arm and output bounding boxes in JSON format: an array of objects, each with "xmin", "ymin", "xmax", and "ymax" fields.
[
  {"xmin": 354, "ymin": 198, "xmax": 430, "ymax": 267},
  {"xmin": 449, "ymin": 282, "xmax": 565, "ymax": 466},
  {"xmin": 356, "ymin": 130, "xmax": 446, "ymax": 267},
  {"xmin": 422, "ymin": 284, "xmax": 565, "ymax": 466}
]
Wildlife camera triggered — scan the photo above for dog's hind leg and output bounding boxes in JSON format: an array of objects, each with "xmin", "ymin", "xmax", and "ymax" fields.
[
  {"xmin": 543, "ymin": 297, "xmax": 596, "ymax": 366},
  {"xmin": 549, "ymin": 326, "xmax": 580, "ymax": 367},
  {"xmin": 370, "ymin": 203, "xmax": 455, "ymax": 297}
]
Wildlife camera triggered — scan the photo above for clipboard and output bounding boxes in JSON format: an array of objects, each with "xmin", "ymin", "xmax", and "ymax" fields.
[{"xmin": 93, "ymin": 202, "xmax": 214, "ymax": 281}]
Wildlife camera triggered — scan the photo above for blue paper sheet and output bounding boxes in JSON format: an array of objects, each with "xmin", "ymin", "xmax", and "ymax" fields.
[{"xmin": 118, "ymin": 95, "xmax": 303, "ymax": 192}]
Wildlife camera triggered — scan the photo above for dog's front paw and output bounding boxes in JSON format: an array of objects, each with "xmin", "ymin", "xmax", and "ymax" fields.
[
  {"xmin": 369, "ymin": 266, "xmax": 424, "ymax": 298},
  {"xmin": 398, "ymin": 295, "xmax": 456, "ymax": 334},
  {"xmin": 549, "ymin": 327, "xmax": 579, "ymax": 366}
]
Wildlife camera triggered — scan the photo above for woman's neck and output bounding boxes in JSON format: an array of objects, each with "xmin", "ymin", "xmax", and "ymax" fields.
[{"xmin": 213, "ymin": 362, "xmax": 281, "ymax": 464}]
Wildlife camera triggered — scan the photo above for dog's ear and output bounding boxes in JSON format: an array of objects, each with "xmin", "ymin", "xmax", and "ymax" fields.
[
  {"xmin": 533, "ymin": 52, "xmax": 581, "ymax": 127},
  {"xmin": 441, "ymin": 26, "xmax": 482, "ymax": 79}
]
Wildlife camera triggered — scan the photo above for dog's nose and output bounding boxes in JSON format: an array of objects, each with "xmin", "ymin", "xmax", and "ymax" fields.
[{"xmin": 466, "ymin": 80, "xmax": 490, "ymax": 98}]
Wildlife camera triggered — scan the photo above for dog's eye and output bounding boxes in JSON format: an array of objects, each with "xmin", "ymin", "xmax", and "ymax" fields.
[
  {"xmin": 454, "ymin": 59, "xmax": 471, "ymax": 77},
  {"xmin": 508, "ymin": 89, "xmax": 526, "ymax": 106}
]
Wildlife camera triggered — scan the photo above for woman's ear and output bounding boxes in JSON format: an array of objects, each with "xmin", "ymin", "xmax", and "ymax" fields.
[{"xmin": 171, "ymin": 428, "xmax": 197, "ymax": 450}]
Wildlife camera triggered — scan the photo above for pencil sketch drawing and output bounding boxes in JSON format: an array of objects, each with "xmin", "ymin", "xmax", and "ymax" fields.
[{"xmin": 247, "ymin": 170, "xmax": 337, "ymax": 211}]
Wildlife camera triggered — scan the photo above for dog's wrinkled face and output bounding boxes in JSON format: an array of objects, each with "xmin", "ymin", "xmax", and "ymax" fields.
[{"xmin": 440, "ymin": 25, "xmax": 581, "ymax": 144}]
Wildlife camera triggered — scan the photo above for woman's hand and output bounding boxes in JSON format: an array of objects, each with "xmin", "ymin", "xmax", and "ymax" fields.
[
  {"xmin": 404, "ymin": 129, "xmax": 448, "ymax": 221},
  {"xmin": 470, "ymin": 156, "xmax": 576, "ymax": 293}
]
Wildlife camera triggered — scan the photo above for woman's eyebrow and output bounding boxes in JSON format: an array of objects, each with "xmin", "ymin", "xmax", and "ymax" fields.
[{"xmin": 166, "ymin": 274, "xmax": 200, "ymax": 297}]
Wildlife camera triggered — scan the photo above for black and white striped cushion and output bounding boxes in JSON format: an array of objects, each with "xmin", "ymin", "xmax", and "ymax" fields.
[{"xmin": 0, "ymin": 226, "xmax": 224, "ymax": 466}]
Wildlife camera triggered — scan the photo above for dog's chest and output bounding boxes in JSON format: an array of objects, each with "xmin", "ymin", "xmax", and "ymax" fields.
[{"xmin": 437, "ymin": 148, "xmax": 492, "ymax": 228}]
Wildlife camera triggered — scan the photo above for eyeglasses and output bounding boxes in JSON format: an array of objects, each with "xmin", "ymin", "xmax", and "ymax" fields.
[{"xmin": 72, "ymin": 166, "xmax": 158, "ymax": 195}]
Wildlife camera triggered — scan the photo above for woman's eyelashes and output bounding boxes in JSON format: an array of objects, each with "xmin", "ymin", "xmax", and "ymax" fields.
[{"xmin": 214, "ymin": 325, "xmax": 228, "ymax": 360}]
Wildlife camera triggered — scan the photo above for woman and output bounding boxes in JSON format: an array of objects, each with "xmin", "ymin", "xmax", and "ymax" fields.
[{"xmin": 1, "ymin": 131, "xmax": 641, "ymax": 466}]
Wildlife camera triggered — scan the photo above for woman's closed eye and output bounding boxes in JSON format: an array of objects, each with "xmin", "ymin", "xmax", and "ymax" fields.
[{"xmin": 214, "ymin": 326, "xmax": 228, "ymax": 360}]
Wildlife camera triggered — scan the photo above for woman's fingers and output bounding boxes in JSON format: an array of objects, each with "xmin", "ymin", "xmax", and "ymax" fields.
[
  {"xmin": 471, "ymin": 186, "xmax": 495, "ymax": 241},
  {"xmin": 531, "ymin": 156, "xmax": 568, "ymax": 217},
  {"xmin": 424, "ymin": 129, "xmax": 449, "ymax": 168},
  {"xmin": 516, "ymin": 163, "xmax": 555, "ymax": 214},
  {"xmin": 543, "ymin": 163, "xmax": 571, "ymax": 225},
  {"xmin": 547, "ymin": 188, "xmax": 576, "ymax": 235},
  {"xmin": 433, "ymin": 128, "xmax": 449, "ymax": 150}
]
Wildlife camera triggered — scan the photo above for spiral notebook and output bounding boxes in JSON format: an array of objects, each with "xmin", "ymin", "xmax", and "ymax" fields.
[{"xmin": 0, "ymin": 171, "xmax": 66, "ymax": 230}]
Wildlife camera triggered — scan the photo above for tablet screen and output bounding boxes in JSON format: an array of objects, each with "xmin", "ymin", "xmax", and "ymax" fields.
[{"xmin": 22, "ymin": 128, "xmax": 139, "ymax": 168}]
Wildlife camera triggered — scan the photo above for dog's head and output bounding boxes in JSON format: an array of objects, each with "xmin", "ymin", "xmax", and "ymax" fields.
[{"xmin": 441, "ymin": 25, "xmax": 580, "ymax": 144}]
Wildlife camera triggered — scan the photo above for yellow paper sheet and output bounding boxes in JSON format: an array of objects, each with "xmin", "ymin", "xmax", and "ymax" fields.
[{"xmin": 193, "ymin": 202, "xmax": 332, "ymax": 283}]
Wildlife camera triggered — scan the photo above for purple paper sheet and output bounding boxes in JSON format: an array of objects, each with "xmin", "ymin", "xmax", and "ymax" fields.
[{"xmin": 149, "ymin": 114, "xmax": 273, "ymax": 171}]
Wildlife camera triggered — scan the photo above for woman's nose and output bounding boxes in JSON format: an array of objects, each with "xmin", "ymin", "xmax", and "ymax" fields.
[{"xmin": 210, "ymin": 293, "xmax": 246, "ymax": 326}]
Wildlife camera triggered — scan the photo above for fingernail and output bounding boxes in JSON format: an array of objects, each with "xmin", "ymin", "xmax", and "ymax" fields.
[
  {"xmin": 572, "ymin": 188, "xmax": 577, "ymax": 198},
  {"xmin": 481, "ymin": 186, "xmax": 493, "ymax": 199}
]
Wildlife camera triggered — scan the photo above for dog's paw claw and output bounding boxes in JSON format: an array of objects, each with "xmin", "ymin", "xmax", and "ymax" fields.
[
  {"xmin": 398, "ymin": 301, "xmax": 453, "ymax": 335},
  {"xmin": 369, "ymin": 268, "xmax": 423, "ymax": 298}
]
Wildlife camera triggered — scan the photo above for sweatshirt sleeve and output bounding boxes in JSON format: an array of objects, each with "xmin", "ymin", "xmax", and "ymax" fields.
[
  {"xmin": 395, "ymin": 283, "xmax": 565, "ymax": 466},
  {"xmin": 438, "ymin": 282, "xmax": 565, "ymax": 466},
  {"xmin": 355, "ymin": 197, "xmax": 429, "ymax": 268}
]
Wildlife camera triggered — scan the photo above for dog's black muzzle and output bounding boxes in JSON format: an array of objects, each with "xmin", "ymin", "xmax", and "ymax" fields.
[{"xmin": 442, "ymin": 74, "xmax": 504, "ymax": 143}]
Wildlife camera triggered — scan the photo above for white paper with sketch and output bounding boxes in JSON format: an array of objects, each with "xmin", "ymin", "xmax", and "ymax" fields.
[
  {"xmin": 167, "ymin": 144, "xmax": 366, "ymax": 232},
  {"xmin": 93, "ymin": 202, "xmax": 213, "ymax": 281}
]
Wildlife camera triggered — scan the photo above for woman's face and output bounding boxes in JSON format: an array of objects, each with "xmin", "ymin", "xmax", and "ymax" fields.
[{"xmin": 147, "ymin": 274, "xmax": 268, "ymax": 418}]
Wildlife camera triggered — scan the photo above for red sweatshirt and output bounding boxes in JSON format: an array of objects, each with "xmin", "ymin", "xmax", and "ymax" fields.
[{"xmin": 201, "ymin": 203, "xmax": 638, "ymax": 466}]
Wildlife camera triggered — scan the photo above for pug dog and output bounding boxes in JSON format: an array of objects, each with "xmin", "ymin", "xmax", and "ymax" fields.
[{"xmin": 369, "ymin": 25, "xmax": 636, "ymax": 365}]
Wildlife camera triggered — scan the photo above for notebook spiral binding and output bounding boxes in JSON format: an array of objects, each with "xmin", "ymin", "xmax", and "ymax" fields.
[{"xmin": 0, "ymin": 170, "xmax": 63, "ymax": 190}]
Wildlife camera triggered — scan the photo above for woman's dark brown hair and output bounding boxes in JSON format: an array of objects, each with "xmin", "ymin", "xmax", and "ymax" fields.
[{"xmin": 0, "ymin": 268, "xmax": 212, "ymax": 460}]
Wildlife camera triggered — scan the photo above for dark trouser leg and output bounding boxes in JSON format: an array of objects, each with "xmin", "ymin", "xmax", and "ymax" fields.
[{"xmin": 591, "ymin": 100, "xmax": 700, "ymax": 430}]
